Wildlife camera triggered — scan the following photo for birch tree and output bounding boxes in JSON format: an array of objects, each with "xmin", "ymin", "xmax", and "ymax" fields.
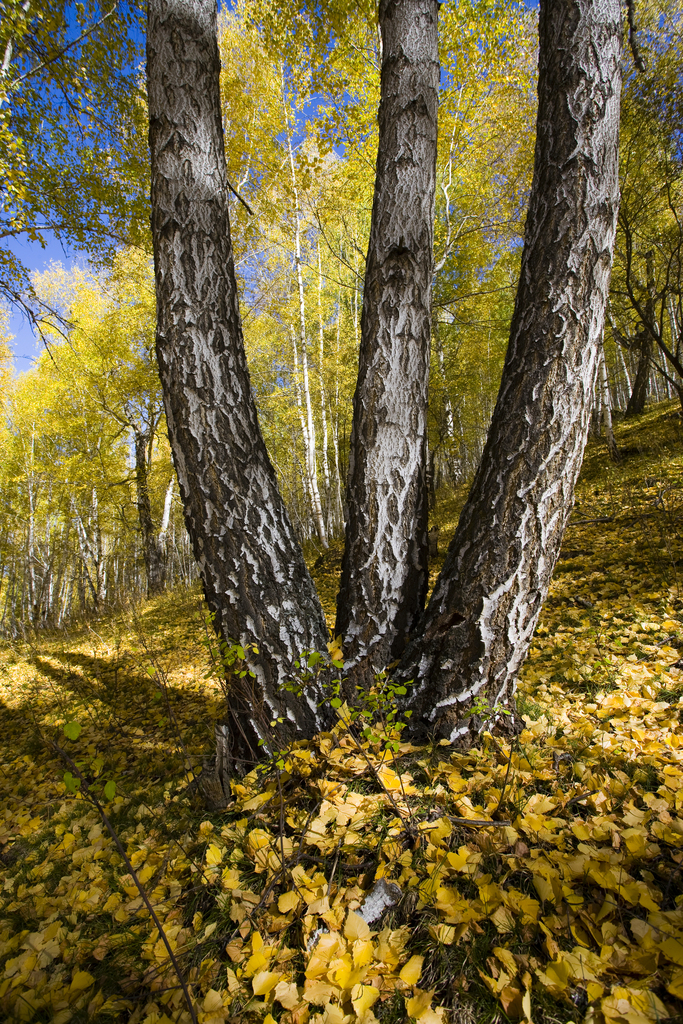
[
  {"xmin": 336, "ymin": 0, "xmax": 439, "ymax": 684},
  {"xmin": 146, "ymin": 0, "xmax": 332, "ymax": 777},
  {"xmin": 394, "ymin": 0, "xmax": 622, "ymax": 744}
]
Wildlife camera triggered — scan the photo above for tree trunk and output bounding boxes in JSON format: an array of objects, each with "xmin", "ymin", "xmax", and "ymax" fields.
[
  {"xmin": 397, "ymin": 0, "xmax": 622, "ymax": 744},
  {"xmin": 336, "ymin": 0, "xmax": 439, "ymax": 684},
  {"xmin": 146, "ymin": 0, "xmax": 331, "ymax": 777},
  {"xmin": 318, "ymin": 242, "xmax": 332, "ymax": 533},
  {"xmin": 599, "ymin": 343, "xmax": 619, "ymax": 462},
  {"xmin": 285, "ymin": 111, "xmax": 328, "ymax": 549},
  {"xmin": 134, "ymin": 429, "xmax": 165, "ymax": 596},
  {"xmin": 625, "ymin": 328, "xmax": 652, "ymax": 416}
]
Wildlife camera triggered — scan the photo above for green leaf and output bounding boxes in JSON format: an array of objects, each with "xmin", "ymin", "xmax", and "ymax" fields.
[
  {"xmin": 64, "ymin": 720, "xmax": 82, "ymax": 741},
  {"xmin": 104, "ymin": 780, "xmax": 116, "ymax": 801},
  {"xmin": 330, "ymin": 697, "xmax": 342, "ymax": 708}
]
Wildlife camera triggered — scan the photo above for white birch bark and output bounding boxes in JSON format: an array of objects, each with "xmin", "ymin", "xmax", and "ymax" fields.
[{"xmin": 284, "ymin": 105, "xmax": 328, "ymax": 549}]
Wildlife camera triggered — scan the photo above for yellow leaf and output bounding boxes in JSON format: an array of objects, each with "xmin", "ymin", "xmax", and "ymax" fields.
[
  {"xmin": 303, "ymin": 979, "xmax": 335, "ymax": 1003},
  {"xmin": 406, "ymin": 987, "xmax": 435, "ymax": 1018},
  {"xmin": 206, "ymin": 843, "xmax": 223, "ymax": 866},
  {"xmin": 352, "ymin": 938, "xmax": 375, "ymax": 968},
  {"xmin": 274, "ymin": 980, "xmax": 300, "ymax": 1009},
  {"xmin": 344, "ymin": 910, "xmax": 371, "ymax": 941},
  {"xmin": 278, "ymin": 890, "xmax": 301, "ymax": 913},
  {"xmin": 70, "ymin": 970, "xmax": 95, "ymax": 993},
  {"xmin": 252, "ymin": 970, "xmax": 282, "ymax": 996},
  {"xmin": 532, "ymin": 875, "xmax": 555, "ymax": 904},
  {"xmin": 494, "ymin": 947, "xmax": 518, "ymax": 977},
  {"xmin": 203, "ymin": 989, "xmax": 223, "ymax": 1012},
  {"xmin": 545, "ymin": 960, "xmax": 571, "ymax": 989},
  {"xmin": 351, "ymin": 983, "xmax": 380, "ymax": 1015},
  {"xmin": 666, "ymin": 970, "xmax": 683, "ymax": 999},
  {"xmin": 661, "ymin": 936, "xmax": 683, "ymax": 966},
  {"xmin": 400, "ymin": 954, "xmax": 424, "ymax": 985}
]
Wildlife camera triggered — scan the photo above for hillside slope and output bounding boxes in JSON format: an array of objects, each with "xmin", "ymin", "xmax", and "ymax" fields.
[{"xmin": 1, "ymin": 404, "xmax": 683, "ymax": 1024}]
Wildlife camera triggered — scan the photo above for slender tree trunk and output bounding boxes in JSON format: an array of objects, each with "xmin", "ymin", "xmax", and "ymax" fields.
[
  {"xmin": 134, "ymin": 430, "xmax": 165, "ymax": 595},
  {"xmin": 397, "ymin": 0, "xmax": 622, "ymax": 744},
  {"xmin": 147, "ymin": 0, "xmax": 331, "ymax": 779},
  {"xmin": 625, "ymin": 328, "xmax": 652, "ymax": 416},
  {"xmin": 332, "ymin": 289, "xmax": 345, "ymax": 531},
  {"xmin": 336, "ymin": 0, "xmax": 439, "ymax": 684},
  {"xmin": 285, "ymin": 113, "xmax": 328, "ymax": 549},
  {"xmin": 599, "ymin": 343, "xmax": 619, "ymax": 462},
  {"xmin": 318, "ymin": 242, "xmax": 332, "ymax": 531}
]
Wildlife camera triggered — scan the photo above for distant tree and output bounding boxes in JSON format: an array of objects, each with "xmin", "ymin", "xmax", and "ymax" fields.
[
  {"xmin": 610, "ymin": 0, "xmax": 683, "ymax": 414},
  {"xmin": 147, "ymin": 0, "xmax": 621, "ymax": 780}
]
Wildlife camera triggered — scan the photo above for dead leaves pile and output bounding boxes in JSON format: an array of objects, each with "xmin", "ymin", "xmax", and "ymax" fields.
[{"xmin": 3, "ymin": 410, "xmax": 683, "ymax": 1022}]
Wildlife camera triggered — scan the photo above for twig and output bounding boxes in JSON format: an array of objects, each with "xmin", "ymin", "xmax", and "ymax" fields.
[
  {"xmin": 566, "ymin": 791, "xmax": 592, "ymax": 808},
  {"xmin": 447, "ymin": 816, "xmax": 511, "ymax": 828},
  {"xmin": 227, "ymin": 181, "xmax": 253, "ymax": 216}
]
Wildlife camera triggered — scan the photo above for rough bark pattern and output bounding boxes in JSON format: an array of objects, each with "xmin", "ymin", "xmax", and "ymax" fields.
[
  {"xmin": 336, "ymin": 0, "xmax": 439, "ymax": 682},
  {"xmin": 397, "ymin": 0, "xmax": 622, "ymax": 743},
  {"xmin": 146, "ymin": 0, "xmax": 331, "ymax": 772}
]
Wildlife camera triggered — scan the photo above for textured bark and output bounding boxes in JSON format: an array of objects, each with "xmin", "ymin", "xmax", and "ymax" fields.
[
  {"xmin": 626, "ymin": 251, "xmax": 657, "ymax": 417},
  {"xmin": 397, "ymin": 0, "xmax": 622, "ymax": 743},
  {"xmin": 146, "ymin": 0, "xmax": 331, "ymax": 775},
  {"xmin": 336, "ymin": 0, "xmax": 439, "ymax": 683}
]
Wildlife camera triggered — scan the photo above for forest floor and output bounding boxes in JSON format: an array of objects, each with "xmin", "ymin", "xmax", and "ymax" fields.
[{"xmin": 3, "ymin": 403, "xmax": 683, "ymax": 1024}]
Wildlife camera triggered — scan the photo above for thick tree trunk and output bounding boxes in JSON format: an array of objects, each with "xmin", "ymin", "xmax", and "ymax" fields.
[
  {"xmin": 336, "ymin": 0, "xmax": 439, "ymax": 684},
  {"xmin": 146, "ymin": 0, "xmax": 331, "ymax": 777},
  {"xmin": 397, "ymin": 0, "xmax": 621, "ymax": 744}
]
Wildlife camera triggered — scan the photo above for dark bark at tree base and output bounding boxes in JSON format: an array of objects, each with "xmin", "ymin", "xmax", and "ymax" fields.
[{"xmin": 397, "ymin": 0, "xmax": 622, "ymax": 743}]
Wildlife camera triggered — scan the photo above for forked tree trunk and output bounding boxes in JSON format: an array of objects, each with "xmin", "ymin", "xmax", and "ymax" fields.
[
  {"xmin": 398, "ymin": 0, "xmax": 622, "ymax": 743},
  {"xmin": 336, "ymin": 0, "xmax": 439, "ymax": 684},
  {"xmin": 146, "ymin": 0, "xmax": 331, "ymax": 778}
]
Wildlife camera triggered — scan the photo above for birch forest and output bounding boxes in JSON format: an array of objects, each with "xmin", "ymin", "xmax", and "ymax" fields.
[{"xmin": 2, "ymin": 0, "xmax": 679, "ymax": 637}]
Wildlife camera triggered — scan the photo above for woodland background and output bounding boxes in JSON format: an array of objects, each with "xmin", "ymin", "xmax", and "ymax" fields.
[{"xmin": 2, "ymin": 0, "xmax": 681, "ymax": 629}]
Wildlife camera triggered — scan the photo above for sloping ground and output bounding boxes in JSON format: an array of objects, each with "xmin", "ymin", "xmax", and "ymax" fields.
[{"xmin": 1, "ymin": 404, "xmax": 683, "ymax": 1024}]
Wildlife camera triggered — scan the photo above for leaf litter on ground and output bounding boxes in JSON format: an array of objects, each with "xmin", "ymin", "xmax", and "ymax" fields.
[{"xmin": 2, "ymin": 404, "xmax": 683, "ymax": 1023}]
